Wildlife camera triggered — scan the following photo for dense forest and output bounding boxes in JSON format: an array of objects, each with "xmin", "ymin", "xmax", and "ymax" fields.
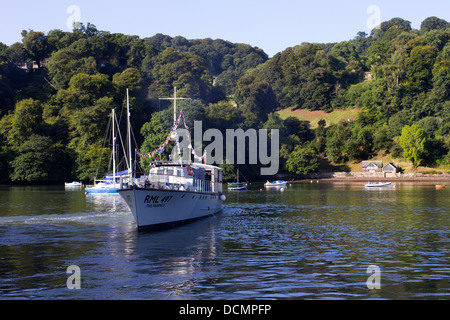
[{"xmin": 0, "ymin": 16, "xmax": 449, "ymax": 183}]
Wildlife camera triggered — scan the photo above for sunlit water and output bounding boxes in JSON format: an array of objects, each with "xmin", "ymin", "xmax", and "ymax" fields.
[{"xmin": 0, "ymin": 182, "xmax": 449, "ymax": 299}]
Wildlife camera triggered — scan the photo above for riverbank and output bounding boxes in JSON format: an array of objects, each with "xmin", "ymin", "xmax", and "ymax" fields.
[{"xmin": 296, "ymin": 172, "xmax": 450, "ymax": 183}]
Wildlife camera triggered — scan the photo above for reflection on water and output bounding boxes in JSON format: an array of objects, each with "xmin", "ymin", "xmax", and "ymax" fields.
[{"xmin": 0, "ymin": 183, "xmax": 449, "ymax": 299}]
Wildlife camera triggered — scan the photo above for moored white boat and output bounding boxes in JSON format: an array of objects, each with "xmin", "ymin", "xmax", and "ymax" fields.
[
  {"xmin": 65, "ymin": 181, "xmax": 82, "ymax": 187},
  {"xmin": 264, "ymin": 180, "xmax": 287, "ymax": 187},
  {"xmin": 365, "ymin": 181, "xmax": 392, "ymax": 188}
]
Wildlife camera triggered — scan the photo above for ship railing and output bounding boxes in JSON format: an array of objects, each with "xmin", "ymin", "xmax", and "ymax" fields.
[{"xmin": 136, "ymin": 173, "xmax": 218, "ymax": 193}]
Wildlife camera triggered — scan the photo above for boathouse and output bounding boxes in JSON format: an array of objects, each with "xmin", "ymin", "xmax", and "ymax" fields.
[
  {"xmin": 382, "ymin": 162, "xmax": 399, "ymax": 177},
  {"xmin": 362, "ymin": 161, "xmax": 383, "ymax": 173}
]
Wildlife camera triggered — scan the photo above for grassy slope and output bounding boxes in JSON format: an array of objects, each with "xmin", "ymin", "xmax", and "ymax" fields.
[
  {"xmin": 276, "ymin": 107, "xmax": 449, "ymax": 174},
  {"xmin": 277, "ymin": 107, "xmax": 360, "ymax": 129}
]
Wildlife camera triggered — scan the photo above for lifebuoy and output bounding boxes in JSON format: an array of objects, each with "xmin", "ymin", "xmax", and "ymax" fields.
[{"xmin": 188, "ymin": 167, "xmax": 193, "ymax": 176}]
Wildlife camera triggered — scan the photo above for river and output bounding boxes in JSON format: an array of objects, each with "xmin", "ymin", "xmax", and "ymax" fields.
[{"xmin": 0, "ymin": 182, "xmax": 448, "ymax": 299}]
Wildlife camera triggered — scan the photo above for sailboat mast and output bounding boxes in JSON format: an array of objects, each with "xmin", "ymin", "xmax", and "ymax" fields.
[
  {"xmin": 126, "ymin": 88, "xmax": 132, "ymax": 174},
  {"xmin": 112, "ymin": 108, "xmax": 116, "ymax": 186}
]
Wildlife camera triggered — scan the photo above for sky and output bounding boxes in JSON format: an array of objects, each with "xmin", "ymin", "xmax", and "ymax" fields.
[{"xmin": 1, "ymin": 0, "xmax": 449, "ymax": 57}]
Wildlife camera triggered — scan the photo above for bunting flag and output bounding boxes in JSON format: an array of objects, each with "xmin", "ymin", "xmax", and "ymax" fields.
[{"xmin": 136, "ymin": 110, "xmax": 205, "ymax": 162}]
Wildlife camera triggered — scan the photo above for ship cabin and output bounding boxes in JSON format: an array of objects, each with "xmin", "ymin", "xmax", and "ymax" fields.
[{"xmin": 139, "ymin": 161, "xmax": 223, "ymax": 193}]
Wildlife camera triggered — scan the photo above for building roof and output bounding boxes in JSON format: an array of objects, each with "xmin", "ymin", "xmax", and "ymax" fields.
[
  {"xmin": 362, "ymin": 161, "xmax": 383, "ymax": 168},
  {"xmin": 382, "ymin": 162, "xmax": 399, "ymax": 170}
]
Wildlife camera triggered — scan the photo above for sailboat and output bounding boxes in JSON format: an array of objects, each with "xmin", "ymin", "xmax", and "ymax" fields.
[
  {"xmin": 85, "ymin": 89, "xmax": 133, "ymax": 194},
  {"xmin": 117, "ymin": 87, "xmax": 226, "ymax": 230},
  {"xmin": 228, "ymin": 169, "xmax": 247, "ymax": 190}
]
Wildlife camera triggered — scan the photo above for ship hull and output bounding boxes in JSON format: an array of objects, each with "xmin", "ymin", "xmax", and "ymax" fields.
[{"xmin": 118, "ymin": 187, "xmax": 223, "ymax": 230}]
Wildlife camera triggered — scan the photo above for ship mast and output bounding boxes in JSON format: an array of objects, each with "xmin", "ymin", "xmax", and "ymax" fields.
[
  {"xmin": 159, "ymin": 87, "xmax": 191, "ymax": 162},
  {"xmin": 159, "ymin": 87, "xmax": 191, "ymax": 126}
]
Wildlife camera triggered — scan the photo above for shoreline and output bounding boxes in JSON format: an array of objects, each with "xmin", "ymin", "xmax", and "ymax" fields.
[
  {"xmin": 306, "ymin": 178, "xmax": 449, "ymax": 183},
  {"xmin": 2, "ymin": 172, "xmax": 450, "ymax": 187},
  {"xmin": 236, "ymin": 174, "xmax": 450, "ymax": 184},
  {"xmin": 293, "ymin": 175, "xmax": 450, "ymax": 183}
]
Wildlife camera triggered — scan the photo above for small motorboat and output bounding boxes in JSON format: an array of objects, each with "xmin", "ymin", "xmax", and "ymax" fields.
[
  {"xmin": 64, "ymin": 181, "xmax": 82, "ymax": 187},
  {"xmin": 228, "ymin": 182, "xmax": 247, "ymax": 190},
  {"xmin": 365, "ymin": 182, "xmax": 391, "ymax": 188},
  {"xmin": 264, "ymin": 180, "xmax": 287, "ymax": 187}
]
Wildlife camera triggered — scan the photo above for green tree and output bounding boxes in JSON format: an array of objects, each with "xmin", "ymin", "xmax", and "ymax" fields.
[
  {"xmin": 3, "ymin": 42, "xmax": 27, "ymax": 65},
  {"xmin": 10, "ymin": 134, "xmax": 68, "ymax": 182},
  {"xmin": 57, "ymin": 73, "xmax": 116, "ymax": 112},
  {"xmin": 431, "ymin": 57, "xmax": 450, "ymax": 102},
  {"xmin": 75, "ymin": 143, "xmax": 110, "ymax": 181},
  {"xmin": 373, "ymin": 124, "xmax": 392, "ymax": 151},
  {"xmin": 405, "ymin": 45, "xmax": 438, "ymax": 92},
  {"xmin": 148, "ymin": 47, "xmax": 213, "ymax": 102},
  {"xmin": 420, "ymin": 17, "xmax": 448, "ymax": 34},
  {"xmin": 6, "ymin": 98, "xmax": 44, "ymax": 146},
  {"xmin": 67, "ymin": 96, "xmax": 116, "ymax": 151},
  {"xmin": 139, "ymin": 108, "xmax": 173, "ymax": 169},
  {"xmin": 0, "ymin": 61, "xmax": 13, "ymax": 110},
  {"xmin": 47, "ymin": 47, "xmax": 97, "ymax": 89},
  {"xmin": 286, "ymin": 144, "xmax": 319, "ymax": 175},
  {"xmin": 330, "ymin": 41, "xmax": 360, "ymax": 63},
  {"xmin": 346, "ymin": 124, "xmax": 374, "ymax": 160},
  {"xmin": 325, "ymin": 122, "xmax": 352, "ymax": 163},
  {"xmin": 399, "ymin": 124, "xmax": 426, "ymax": 168},
  {"xmin": 203, "ymin": 101, "xmax": 243, "ymax": 131},
  {"xmin": 112, "ymin": 67, "xmax": 143, "ymax": 93},
  {"xmin": 54, "ymin": 73, "xmax": 119, "ymax": 179},
  {"xmin": 313, "ymin": 119, "xmax": 327, "ymax": 153},
  {"xmin": 371, "ymin": 17, "xmax": 412, "ymax": 41},
  {"xmin": 21, "ymin": 30, "xmax": 48, "ymax": 67},
  {"xmin": 233, "ymin": 74, "xmax": 276, "ymax": 122}
]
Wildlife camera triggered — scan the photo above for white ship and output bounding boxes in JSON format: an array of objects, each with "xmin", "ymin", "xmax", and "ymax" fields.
[
  {"xmin": 118, "ymin": 161, "xmax": 225, "ymax": 230},
  {"xmin": 118, "ymin": 88, "xmax": 226, "ymax": 230}
]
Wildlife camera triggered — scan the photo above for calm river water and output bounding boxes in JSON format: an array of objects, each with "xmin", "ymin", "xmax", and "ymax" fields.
[{"xmin": 0, "ymin": 182, "xmax": 449, "ymax": 300}]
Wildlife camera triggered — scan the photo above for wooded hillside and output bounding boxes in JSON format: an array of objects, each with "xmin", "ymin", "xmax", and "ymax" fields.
[{"xmin": 0, "ymin": 16, "xmax": 449, "ymax": 182}]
